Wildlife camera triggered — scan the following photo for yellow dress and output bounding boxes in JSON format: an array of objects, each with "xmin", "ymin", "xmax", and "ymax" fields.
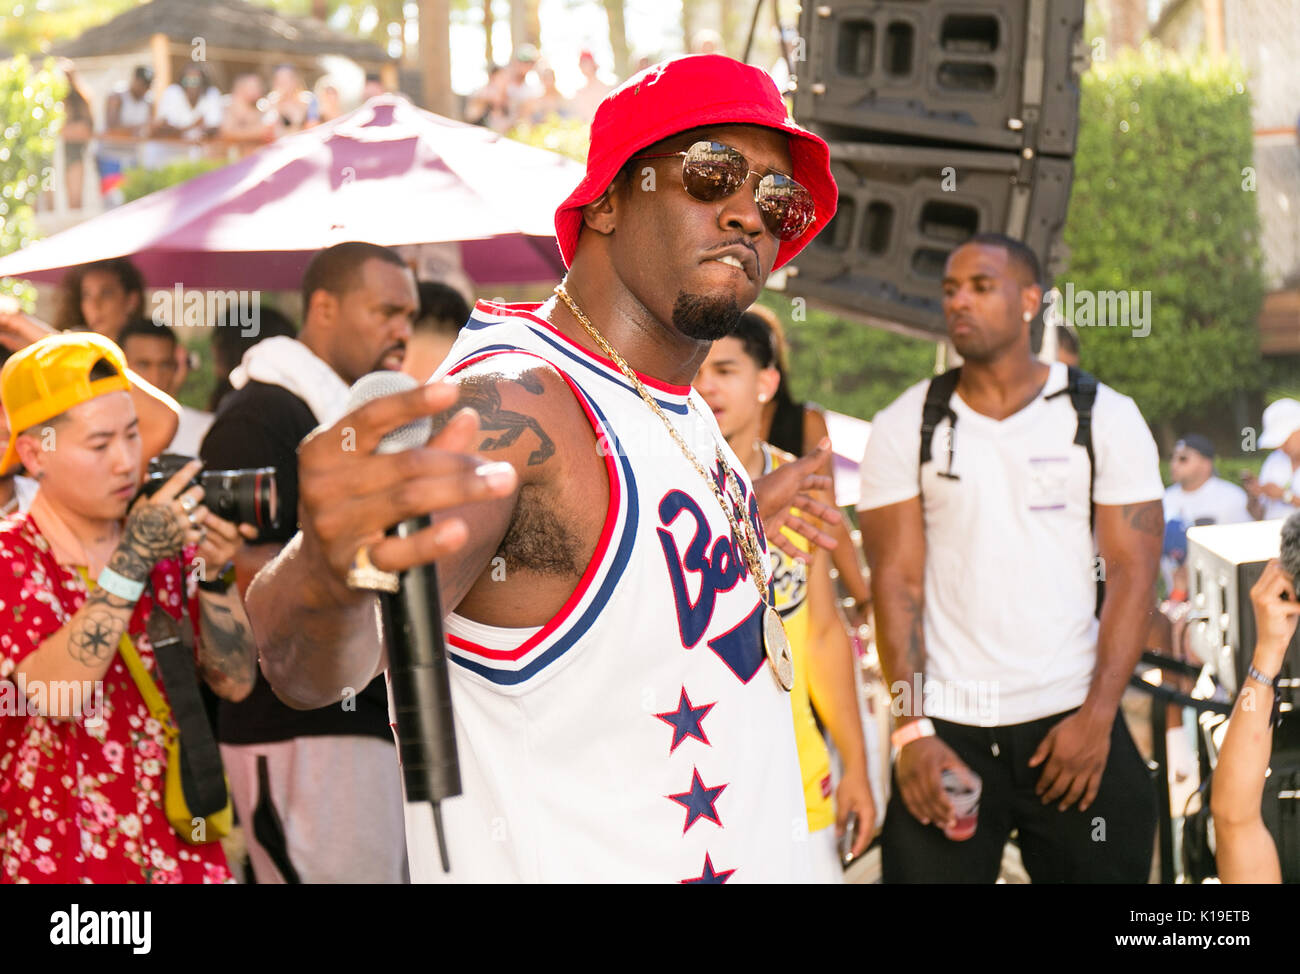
[{"xmin": 763, "ymin": 444, "xmax": 835, "ymax": 833}]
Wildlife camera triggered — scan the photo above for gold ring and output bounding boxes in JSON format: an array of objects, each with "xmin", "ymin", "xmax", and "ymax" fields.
[{"xmin": 345, "ymin": 543, "xmax": 400, "ymax": 594}]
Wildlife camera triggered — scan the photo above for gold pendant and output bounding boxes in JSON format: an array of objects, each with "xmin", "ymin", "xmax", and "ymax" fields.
[{"xmin": 763, "ymin": 605, "xmax": 794, "ymax": 692}]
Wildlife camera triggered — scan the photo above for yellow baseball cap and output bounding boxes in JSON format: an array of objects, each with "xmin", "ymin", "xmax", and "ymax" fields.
[{"xmin": 0, "ymin": 332, "xmax": 132, "ymax": 474}]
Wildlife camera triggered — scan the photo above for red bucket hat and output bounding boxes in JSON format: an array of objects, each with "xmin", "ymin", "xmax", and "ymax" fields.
[{"xmin": 555, "ymin": 54, "xmax": 836, "ymax": 271}]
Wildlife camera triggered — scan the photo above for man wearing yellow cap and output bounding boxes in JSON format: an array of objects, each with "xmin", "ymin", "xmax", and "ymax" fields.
[
  {"xmin": 0, "ymin": 293, "xmax": 181, "ymax": 471},
  {"xmin": 0, "ymin": 333, "xmax": 257, "ymax": 883}
]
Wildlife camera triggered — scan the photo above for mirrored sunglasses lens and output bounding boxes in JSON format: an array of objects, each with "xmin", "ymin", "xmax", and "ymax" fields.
[
  {"xmin": 756, "ymin": 174, "xmax": 815, "ymax": 240},
  {"xmin": 681, "ymin": 141, "xmax": 747, "ymax": 201}
]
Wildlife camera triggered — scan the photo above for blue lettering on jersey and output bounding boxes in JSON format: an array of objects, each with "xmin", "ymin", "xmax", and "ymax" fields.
[
  {"xmin": 656, "ymin": 490, "xmax": 745, "ymax": 647},
  {"xmin": 707, "ymin": 600, "xmax": 765, "ymax": 683}
]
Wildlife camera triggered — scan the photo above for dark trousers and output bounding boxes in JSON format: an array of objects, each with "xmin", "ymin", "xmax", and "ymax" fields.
[{"xmin": 881, "ymin": 709, "xmax": 1156, "ymax": 883}]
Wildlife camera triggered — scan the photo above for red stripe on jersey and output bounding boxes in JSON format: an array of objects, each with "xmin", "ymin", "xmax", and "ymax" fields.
[{"xmin": 444, "ymin": 348, "xmax": 621, "ymax": 662}]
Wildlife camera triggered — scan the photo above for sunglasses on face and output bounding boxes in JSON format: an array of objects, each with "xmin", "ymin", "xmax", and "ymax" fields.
[{"xmin": 631, "ymin": 140, "xmax": 816, "ymax": 241}]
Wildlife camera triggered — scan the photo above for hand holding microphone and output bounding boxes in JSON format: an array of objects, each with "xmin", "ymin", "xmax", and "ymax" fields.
[
  {"xmin": 294, "ymin": 376, "xmax": 517, "ymax": 597},
  {"xmin": 338, "ymin": 372, "xmax": 519, "ymax": 873}
]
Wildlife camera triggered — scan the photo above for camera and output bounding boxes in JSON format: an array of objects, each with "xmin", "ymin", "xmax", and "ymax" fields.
[{"xmin": 142, "ymin": 453, "xmax": 280, "ymax": 534}]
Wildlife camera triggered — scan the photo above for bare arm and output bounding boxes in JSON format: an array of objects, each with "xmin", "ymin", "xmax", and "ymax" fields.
[
  {"xmin": 194, "ymin": 587, "xmax": 256, "ymax": 702},
  {"xmin": 233, "ymin": 542, "xmax": 281, "ymax": 599},
  {"xmin": 247, "ymin": 375, "xmax": 574, "ymax": 710},
  {"xmin": 801, "ymin": 407, "xmax": 871, "ymax": 605},
  {"xmin": 190, "ymin": 514, "xmax": 258, "ymax": 702},
  {"xmin": 806, "ymin": 545, "xmax": 865, "ymax": 772},
  {"xmin": 860, "ymin": 497, "xmax": 967, "ymax": 827},
  {"xmin": 1085, "ymin": 501, "xmax": 1163, "ymax": 719},
  {"xmin": 859, "ymin": 498, "xmax": 926, "ymax": 720},
  {"xmin": 804, "ymin": 542, "xmax": 873, "ymax": 852},
  {"xmin": 14, "ymin": 467, "xmax": 203, "ymax": 714},
  {"xmin": 1212, "ymin": 560, "xmax": 1297, "ymax": 884},
  {"xmin": 1028, "ymin": 499, "xmax": 1162, "ymax": 811},
  {"xmin": 104, "ymin": 92, "xmax": 124, "ymax": 133}
]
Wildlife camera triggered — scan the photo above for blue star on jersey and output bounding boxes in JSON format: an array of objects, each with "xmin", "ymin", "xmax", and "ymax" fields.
[
  {"xmin": 667, "ymin": 768, "xmax": 727, "ymax": 833},
  {"xmin": 654, "ymin": 688, "xmax": 715, "ymax": 754},
  {"xmin": 680, "ymin": 852, "xmax": 735, "ymax": 884}
]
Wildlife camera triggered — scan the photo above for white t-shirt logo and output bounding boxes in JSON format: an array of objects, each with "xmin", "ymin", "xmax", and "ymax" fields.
[{"xmin": 1027, "ymin": 456, "xmax": 1070, "ymax": 511}]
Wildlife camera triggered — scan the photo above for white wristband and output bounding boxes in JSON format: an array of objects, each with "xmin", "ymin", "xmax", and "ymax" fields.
[
  {"xmin": 891, "ymin": 717, "xmax": 936, "ymax": 753},
  {"xmin": 96, "ymin": 565, "xmax": 145, "ymax": 602}
]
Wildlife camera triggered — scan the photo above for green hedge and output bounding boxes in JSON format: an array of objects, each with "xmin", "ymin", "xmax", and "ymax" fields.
[
  {"xmin": 0, "ymin": 56, "xmax": 63, "ymax": 303},
  {"xmin": 120, "ymin": 158, "xmax": 228, "ymax": 203},
  {"xmin": 1061, "ymin": 49, "xmax": 1265, "ymax": 427},
  {"xmin": 761, "ymin": 292, "xmax": 936, "ymax": 419}
]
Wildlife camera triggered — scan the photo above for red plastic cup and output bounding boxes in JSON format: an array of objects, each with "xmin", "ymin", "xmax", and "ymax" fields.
[{"xmin": 941, "ymin": 768, "xmax": 982, "ymax": 841}]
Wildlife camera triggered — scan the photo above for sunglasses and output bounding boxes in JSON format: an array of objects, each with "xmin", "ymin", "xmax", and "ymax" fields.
[{"xmin": 631, "ymin": 140, "xmax": 816, "ymax": 241}]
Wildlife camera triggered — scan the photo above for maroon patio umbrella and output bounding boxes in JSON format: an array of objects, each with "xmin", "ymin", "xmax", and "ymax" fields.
[{"xmin": 0, "ymin": 95, "xmax": 583, "ymax": 289}]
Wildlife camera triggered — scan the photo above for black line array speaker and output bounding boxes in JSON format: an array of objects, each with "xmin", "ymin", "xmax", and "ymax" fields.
[{"xmin": 787, "ymin": 0, "xmax": 1088, "ymax": 341}]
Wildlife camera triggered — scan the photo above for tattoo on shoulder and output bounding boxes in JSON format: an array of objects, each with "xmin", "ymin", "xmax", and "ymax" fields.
[
  {"xmin": 1122, "ymin": 501, "xmax": 1164, "ymax": 538},
  {"xmin": 436, "ymin": 373, "xmax": 556, "ymax": 466}
]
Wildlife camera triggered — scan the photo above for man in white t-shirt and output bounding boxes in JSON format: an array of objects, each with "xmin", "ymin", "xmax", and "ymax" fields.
[
  {"xmin": 1162, "ymin": 433, "xmax": 1251, "ymax": 596},
  {"xmin": 858, "ymin": 233, "xmax": 1164, "ymax": 883},
  {"xmin": 147, "ymin": 64, "xmax": 222, "ymax": 168},
  {"xmin": 1245, "ymin": 398, "xmax": 1300, "ymax": 521}
]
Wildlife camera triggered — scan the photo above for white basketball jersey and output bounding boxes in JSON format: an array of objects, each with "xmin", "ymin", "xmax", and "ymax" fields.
[{"xmin": 401, "ymin": 301, "xmax": 814, "ymax": 883}]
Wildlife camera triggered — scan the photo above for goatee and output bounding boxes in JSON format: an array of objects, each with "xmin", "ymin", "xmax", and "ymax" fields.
[{"xmin": 671, "ymin": 292, "xmax": 742, "ymax": 342}]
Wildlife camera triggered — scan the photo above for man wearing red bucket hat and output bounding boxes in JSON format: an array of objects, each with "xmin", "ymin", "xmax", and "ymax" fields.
[{"xmin": 247, "ymin": 54, "xmax": 844, "ymax": 882}]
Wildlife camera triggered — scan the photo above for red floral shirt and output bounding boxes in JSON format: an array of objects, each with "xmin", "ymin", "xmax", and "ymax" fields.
[{"xmin": 0, "ymin": 513, "xmax": 232, "ymax": 884}]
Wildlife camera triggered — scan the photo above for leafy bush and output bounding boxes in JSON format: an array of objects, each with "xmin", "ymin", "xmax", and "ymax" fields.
[
  {"xmin": 1061, "ymin": 48, "xmax": 1265, "ymax": 428},
  {"xmin": 761, "ymin": 292, "xmax": 936, "ymax": 420},
  {"xmin": 120, "ymin": 158, "xmax": 228, "ymax": 203},
  {"xmin": 507, "ymin": 114, "xmax": 590, "ymax": 163},
  {"xmin": 0, "ymin": 55, "xmax": 63, "ymax": 303}
]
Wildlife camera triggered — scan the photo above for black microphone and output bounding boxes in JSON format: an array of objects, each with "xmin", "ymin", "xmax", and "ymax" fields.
[
  {"xmin": 1281, "ymin": 511, "xmax": 1300, "ymax": 592},
  {"xmin": 346, "ymin": 371, "xmax": 461, "ymax": 873}
]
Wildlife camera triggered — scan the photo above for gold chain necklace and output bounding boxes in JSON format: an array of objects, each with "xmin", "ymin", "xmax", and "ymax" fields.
[{"xmin": 553, "ymin": 283, "xmax": 793, "ymax": 691}]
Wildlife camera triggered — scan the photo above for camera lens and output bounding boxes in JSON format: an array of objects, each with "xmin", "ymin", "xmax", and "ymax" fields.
[{"xmin": 200, "ymin": 468, "xmax": 279, "ymax": 532}]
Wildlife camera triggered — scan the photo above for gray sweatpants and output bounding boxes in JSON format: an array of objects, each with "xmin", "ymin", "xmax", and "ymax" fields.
[{"xmin": 221, "ymin": 736, "xmax": 409, "ymax": 884}]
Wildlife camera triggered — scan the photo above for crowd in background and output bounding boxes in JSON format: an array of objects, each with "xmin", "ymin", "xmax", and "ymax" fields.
[
  {"xmin": 51, "ymin": 27, "xmax": 773, "ymax": 212},
  {"xmin": 56, "ymin": 59, "xmax": 387, "ymax": 208}
]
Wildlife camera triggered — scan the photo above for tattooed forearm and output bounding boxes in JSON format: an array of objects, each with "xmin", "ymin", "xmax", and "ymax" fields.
[
  {"xmin": 107, "ymin": 544, "xmax": 151, "ymax": 582},
  {"xmin": 122, "ymin": 505, "xmax": 187, "ymax": 562},
  {"xmin": 196, "ymin": 592, "xmax": 256, "ymax": 697},
  {"xmin": 1122, "ymin": 500, "xmax": 1164, "ymax": 539},
  {"xmin": 904, "ymin": 591, "xmax": 925, "ymax": 673},
  {"xmin": 67, "ymin": 602, "xmax": 126, "ymax": 665},
  {"xmin": 436, "ymin": 374, "xmax": 555, "ymax": 466}
]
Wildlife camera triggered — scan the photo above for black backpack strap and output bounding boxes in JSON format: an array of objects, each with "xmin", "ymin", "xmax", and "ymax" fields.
[
  {"xmin": 919, "ymin": 368, "xmax": 962, "ymax": 476},
  {"xmin": 1044, "ymin": 366, "xmax": 1099, "ymax": 524},
  {"xmin": 1048, "ymin": 365, "xmax": 1102, "ymax": 613},
  {"xmin": 1067, "ymin": 365, "xmax": 1098, "ymax": 532}
]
